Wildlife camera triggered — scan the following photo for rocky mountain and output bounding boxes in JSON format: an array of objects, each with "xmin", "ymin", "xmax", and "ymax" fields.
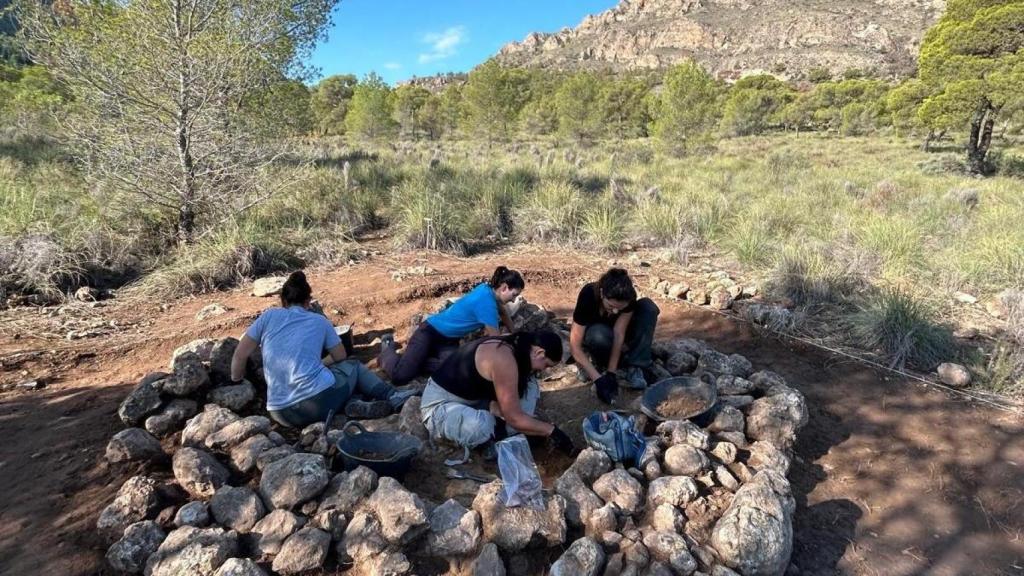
[{"xmin": 494, "ymin": 0, "xmax": 946, "ymax": 80}]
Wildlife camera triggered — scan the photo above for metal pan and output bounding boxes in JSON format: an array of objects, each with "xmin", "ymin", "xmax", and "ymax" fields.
[{"xmin": 640, "ymin": 374, "xmax": 717, "ymax": 421}]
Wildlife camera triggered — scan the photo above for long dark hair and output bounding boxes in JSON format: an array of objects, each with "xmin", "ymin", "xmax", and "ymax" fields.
[
  {"xmin": 597, "ymin": 267, "xmax": 636, "ymax": 303},
  {"xmin": 489, "ymin": 266, "xmax": 525, "ymax": 290},
  {"xmin": 280, "ymin": 271, "xmax": 312, "ymax": 307},
  {"xmin": 496, "ymin": 330, "xmax": 561, "ymax": 396}
]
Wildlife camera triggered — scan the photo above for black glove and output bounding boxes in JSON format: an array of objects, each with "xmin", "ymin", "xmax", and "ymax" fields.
[
  {"xmin": 549, "ymin": 425, "xmax": 576, "ymax": 456},
  {"xmin": 594, "ymin": 372, "xmax": 618, "ymax": 405}
]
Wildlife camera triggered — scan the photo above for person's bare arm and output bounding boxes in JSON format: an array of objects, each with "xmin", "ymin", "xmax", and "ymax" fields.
[
  {"xmin": 607, "ymin": 311, "xmax": 632, "ymax": 373},
  {"xmin": 322, "ymin": 342, "xmax": 347, "ymax": 366},
  {"xmin": 230, "ymin": 335, "xmax": 259, "ymax": 382},
  {"xmin": 481, "ymin": 345, "xmax": 554, "ymax": 436},
  {"xmin": 570, "ymin": 322, "xmax": 601, "ymax": 381},
  {"xmin": 482, "ymin": 324, "xmax": 501, "ymax": 337}
]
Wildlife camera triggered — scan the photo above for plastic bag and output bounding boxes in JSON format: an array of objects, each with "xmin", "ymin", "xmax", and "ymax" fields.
[{"xmin": 496, "ymin": 435, "xmax": 544, "ymax": 510}]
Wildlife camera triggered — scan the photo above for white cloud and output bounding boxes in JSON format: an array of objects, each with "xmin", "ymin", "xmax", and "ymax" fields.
[
  {"xmin": 418, "ymin": 26, "xmax": 467, "ymax": 64},
  {"xmin": 383, "ymin": 62, "xmax": 402, "ymax": 70}
]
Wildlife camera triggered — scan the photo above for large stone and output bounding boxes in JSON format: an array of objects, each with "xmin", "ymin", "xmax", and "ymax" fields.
[
  {"xmin": 715, "ymin": 375, "xmax": 755, "ymax": 396},
  {"xmin": 106, "ymin": 428, "xmax": 164, "ymax": 463},
  {"xmin": 651, "ymin": 504, "xmax": 684, "ymax": 533},
  {"xmin": 643, "ymin": 531, "xmax": 697, "ymax": 575},
  {"xmin": 569, "ymin": 447, "xmax": 613, "ymax": 484},
  {"xmin": 470, "ymin": 542, "xmax": 505, "ymax": 576},
  {"xmin": 338, "ymin": 511, "xmax": 387, "ymax": 562},
  {"xmin": 228, "ymin": 434, "xmax": 274, "ymax": 473},
  {"xmin": 173, "ymin": 448, "xmax": 230, "ymax": 499},
  {"xmin": 252, "ymin": 276, "xmax": 287, "ymax": 297},
  {"xmin": 656, "ymin": 420, "xmax": 710, "ymax": 450},
  {"xmin": 213, "ymin": 558, "xmax": 267, "ymax": 576},
  {"xmin": 551, "ymin": 537, "xmax": 606, "ymax": 576},
  {"xmin": 164, "ymin": 351, "xmax": 211, "ymax": 396},
  {"xmin": 145, "ymin": 526, "xmax": 239, "ymax": 576},
  {"xmin": 710, "ymin": 471, "xmax": 795, "ymax": 576},
  {"xmin": 97, "ymin": 476, "xmax": 162, "ymax": 539},
  {"xmin": 706, "ymin": 405, "xmax": 745, "ymax": 434},
  {"xmin": 205, "ymin": 416, "xmax": 271, "ymax": 451},
  {"xmin": 174, "ymin": 501, "xmax": 210, "ymax": 528},
  {"xmin": 663, "ymin": 445, "xmax": 709, "ymax": 476},
  {"xmin": 646, "ymin": 476, "xmax": 699, "ymax": 509},
  {"xmin": 271, "ymin": 527, "xmax": 330, "ymax": 575},
  {"xmin": 471, "ymin": 480, "xmax": 567, "ymax": 552},
  {"xmin": 555, "ymin": 470, "xmax": 605, "ymax": 529},
  {"xmin": 937, "ymin": 362, "xmax": 971, "ymax": 388},
  {"xmin": 365, "ymin": 476, "xmax": 429, "ymax": 545},
  {"xmin": 709, "ymin": 288, "xmax": 734, "ymax": 311},
  {"xmin": 710, "ymin": 442, "xmax": 737, "ymax": 465},
  {"xmin": 255, "ymin": 445, "xmax": 296, "ymax": 472},
  {"xmin": 259, "ymin": 453, "xmax": 329, "ymax": 509},
  {"xmin": 317, "ymin": 466, "xmax": 378, "ymax": 514},
  {"xmin": 425, "ymin": 499, "xmax": 482, "ymax": 557},
  {"xmin": 312, "ymin": 508, "xmax": 348, "ymax": 541},
  {"xmin": 398, "ymin": 396, "xmax": 429, "ymax": 440},
  {"xmin": 106, "ymin": 520, "xmax": 166, "ymax": 574},
  {"xmin": 171, "ymin": 339, "xmax": 218, "ymax": 366},
  {"xmin": 747, "ymin": 441, "xmax": 792, "ymax": 475},
  {"xmin": 747, "ymin": 371, "xmax": 786, "ymax": 394},
  {"xmin": 745, "ymin": 385, "xmax": 808, "ymax": 451},
  {"xmin": 207, "ymin": 382, "xmax": 256, "ymax": 412},
  {"xmin": 587, "ymin": 503, "xmax": 618, "ymax": 537},
  {"xmin": 696, "ymin": 350, "xmax": 748, "ymax": 377},
  {"xmin": 208, "ymin": 338, "xmax": 238, "ymax": 384},
  {"xmin": 119, "ymin": 376, "xmax": 166, "ymax": 426},
  {"xmin": 182, "ymin": 404, "xmax": 241, "ymax": 448},
  {"xmin": 145, "ymin": 399, "xmax": 199, "ymax": 437},
  {"xmin": 593, "ymin": 469, "xmax": 644, "ymax": 515},
  {"xmin": 210, "ymin": 486, "xmax": 266, "ymax": 533},
  {"xmin": 666, "ymin": 352, "xmax": 698, "ymax": 376},
  {"xmin": 250, "ymin": 509, "xmax": 306, "ymax": 556}
]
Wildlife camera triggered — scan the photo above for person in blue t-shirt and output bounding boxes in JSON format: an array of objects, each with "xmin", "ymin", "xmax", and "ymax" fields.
[
  {"xmin": 378, "ymin": 266, "xmax": 525, "ymax": 385},
  {"xmin": 229, "ymin": 271, "xmax": 416, "ymax": 428}
]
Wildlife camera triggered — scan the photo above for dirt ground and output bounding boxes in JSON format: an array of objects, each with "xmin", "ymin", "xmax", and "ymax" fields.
[{"xmin": 1, "ymin": 244, "xmax": 1022, "ymax": 576}]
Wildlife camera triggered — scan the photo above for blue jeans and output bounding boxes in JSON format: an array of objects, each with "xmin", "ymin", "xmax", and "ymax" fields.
[{"xmin": 268, "ymin": 360, "xmax": 394, "ymax": 428}]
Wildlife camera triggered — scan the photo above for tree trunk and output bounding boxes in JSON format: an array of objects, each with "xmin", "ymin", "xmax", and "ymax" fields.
[
  {"xmin": 966, "ymin": 101, "xmax": 992, "ymax": 175},
  {"xmin": 173, "ymin": 0, "xmax": 197, "ymax": 245},
  {"xmin": 921, "ymin": 130, "xmax": 935, "ymax": 152}
]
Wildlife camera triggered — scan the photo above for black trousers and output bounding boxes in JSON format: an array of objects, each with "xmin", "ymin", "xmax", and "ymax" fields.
[
  {"xmin": 583, "ymin": 297, "xmax": 659, "ymax": 370},
  {"xmin": 379, "ymin": 322, "xmax": 460, "ymax": 385}
]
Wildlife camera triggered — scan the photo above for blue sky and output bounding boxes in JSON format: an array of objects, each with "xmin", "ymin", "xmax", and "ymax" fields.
[{"xmin": 308, "ymin": 0, "xmax": 619, "ymax": 85}]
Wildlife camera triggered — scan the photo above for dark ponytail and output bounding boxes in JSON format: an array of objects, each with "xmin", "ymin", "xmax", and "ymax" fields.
[
  {"xmin": 598, "ymin": 267, "xmax": 636, "ymax": 303},
  {"xmin": 489, "ymin": 266, "xmax": 525, "ymax": 290},
  {"xmin": 280, "ymin": 271, "xmax": 312, "ymax": 307},
  {"xmin": 501, "ymin": 330, "xmax": 562, "ymax": 396}
]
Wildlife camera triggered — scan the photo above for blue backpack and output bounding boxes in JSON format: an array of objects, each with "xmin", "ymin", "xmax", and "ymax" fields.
[{"xmin": 582, "ymin": 411, "xmax": 647, "ymax": 466}]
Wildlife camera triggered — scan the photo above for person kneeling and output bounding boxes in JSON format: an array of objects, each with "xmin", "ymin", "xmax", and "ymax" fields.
[
  {"xmin": 419, "ymin": 330, "xmax": 575, "ymax": 455},
  {"xmin": 230, "ymin": 271, "xmax": 416, "ymax": 428}
]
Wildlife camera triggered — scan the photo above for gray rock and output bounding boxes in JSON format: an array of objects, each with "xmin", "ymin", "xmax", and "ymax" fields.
[
  {"xmin": 666, "ymin": 352, "xmax": 698, "ymax": 376},
  {"xmin": 570, "ymin": 447, "xmax": 613, "ymax": 484},
  {"xmin": 715, "ymin": 375, "xmax": 754, "ymax": 396},
  {"xmin": 97, "ymin": 476, "xmax": 161, "ymax": 539},
  {"xmin": 644, "ymin": 531, "xmax": 697, "ymax": 575},
  {"xmin": 647, "ymin": 476, "xmax": 699, "ymax": 509},
  {"xmin": 365, "ymin": 476, "xmax": 429, "ymax": 545},
  {"xmin": 210, "ymin": 486, "xmax": 266, "ymax": 533},
  {"xmin": 746, "ymin": 385, "xmax": 808, "ymax": 451},
  {"xmin": 715, "ymin": 430, "xmax": 749, "ymax": 448},
  {"xmin": 593, "ymin": 469, "xmax": 644, "ymax": 515},
  {"xmin": 587, "ymin": 503, "xmax": 618, "ymax": 537},
  {"xmin": 471, "ymin": 480, "xmax": 566, "ymax": 552},
  {"xmin": 620, "ymin": 533, "xmax": 650, "ymax": 568},
  {"xmin": 145, "ymin": 526, "xmax": 238, "ymax": 576},
  {"xmin": 312, "ymin": 508, "xmax": 348, "ymax": 540},
  {"xmin": 252, "ymin": 276, "xmax": 286, "ymax": 297},
  {"xmin": 213, "ymin": 558, "xmax": 267, "ymax": 576},
  {"xmin": 164, "ymin": 351, "xmax": 211, "ymax": 396},
  {"xmin": 555, "ymin": 470, "xmax": 605, "ymax": 529},
  {"xmin": 267, "ymin": 431, "xmax": 286, "ymax": 446},
  {"xmin": 470, "ymin": 542, "xmax": 505, "ymax": 576},
  {"xmin": 195, "ymin": 303, "xmax": 230, "ymax": 322},
  {"xmin": 259, "ymin": 453, "xmax": 329, "ymax": 509},
  {"xmin": 710, "ymin": 471, "xmax": 795, "ymax": 576},
  {"xmin": 398, "ymin": 396, "xmax": 428, "ymax": 439},
  {"xmin": 317, "ymin": 466, "xmax": 378, "ymax": 514},
  {"xmin": 714, "ymin": 465, "xmax": 740, "ymax": 492},
  {"xmin": 663, "ymin": 444, "xmax": 709, "ymax": 476},
  {"xmin": 228, "ymin": 434, "xmax": 274, "ymax": 473},
  {"xmin": 255, "ymin": 445, "xmax": 296, "ymax": 472},
  {"xmin": 425, "ymin": 498, "xmax": 482, "ymax": 557},
  {"xmin": 651, "ymin": 504, "xmax": 684, "ymax": 533},
  {"xmin": 706, "ymin": 405, "xmax": 745, "ymax": 434},
  {"xmin": 709, "ymin": 287, "xmax": 734, "ymax": 311},
  {"xmin": 603, "ymin": 552, "xmax": 625, "ymax": 576},
  {"xmin": 271, "ymin": 527, "xmax": 330, "ymax": 575},
  {"xmin": 106, "ymin": 427, "xmax": 164, "ymax": 463},
  {"xmin": 338, "ymin": 511, "xmax": 387, "ymax": 562},
  {"xmin": 696, "ymin": 350, "xmax": 733, "ymax": 376},
  {"xmin": 181, "ymin": 404, "xmax": 240, "ymax": 448},
  {"xmin": 119, "ymin": 376, "xmax": 166, "ymax": 426},
  {"xmin": 174, "ymin": 501, "xmax": 210, "ymax": 528},
  {"xmin": 656, "ymin": 420, "xmax": 710, "ymax": 450},
  {"xmin": 727, "ymin": 354, "xmax": 752, "ymax": 377},
  {"xmin": 349, "ymin": 551, "xmax": 412, "ymax": 576},
  {"xmin": 204, "ymin": 416, "xmax": 271, "ymax": 451},
  {"xmin": 551, "ymin": 537, "xmax": 605, "ymax": 576},
  {"xmin": 747, "ymin": 441, "xmax": 791, "ymax": 475},
  {"xmin": 711, "ymin": 566, "xmax": 741, "ymax": 576},
  {"xmin": 718, "ymin": 395, "xmax": 754, "ymax": 410},
  {"xmin": 937, "ymin": 362, "xmax": 971, "ymax": 388},
  {"xmin": 173, "ymin": 448, "xmax": 230, "ymax": 499},
  {"xmin": 170, "ymin": 339, "xmax": 218, "ymax": 366},
  {"xmin": 747, "ymin": 371, "xmax": 786, "ymax": 393},
  {"xmin": 644, "ymin": 561, "xmax": 676, "ymax": 576},
  {"xmin": 250, "ymin": 509, "xmax": 306, "ymax": 556},
  {"xmin": 208, "ymin": 338, "xmax": 238, "ymax": 384},
  {"xmin": 106, "ymin": 520, "xmax": 166, "ymax": 573},
  {"xmin": 207, "ymin": 382, "xmax": 256, "ymax": 412},
  {"xmin": 710, "ymin": 442, "xmax": 737, "ymax": 465},
  {"xmin": 145, "ymin": 399, "xmax": 199, "ymax": 437}
]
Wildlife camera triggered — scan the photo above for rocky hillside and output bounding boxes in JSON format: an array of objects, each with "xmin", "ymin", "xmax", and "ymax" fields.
[{"xmin": 494, "ymin": 0, "xmax": 946, "ymax": 80}]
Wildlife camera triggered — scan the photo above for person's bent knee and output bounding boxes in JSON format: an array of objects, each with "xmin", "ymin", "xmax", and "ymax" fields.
[
  {"xmin": 458, "ymin": 412, "xmax": 497, "ymax": 448},
  {"xmin": 635, "ymin": 297, "xmax": 660, "ymax": 318},
  {"xmin": 585, "ymin": 324, "xmax": 615, "ymax": 349}
]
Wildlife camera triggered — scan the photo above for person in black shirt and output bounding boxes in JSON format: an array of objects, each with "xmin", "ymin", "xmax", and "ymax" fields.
[{"xmin": 570, "ymin": 268, "xmax": 660, "ymax": 403}]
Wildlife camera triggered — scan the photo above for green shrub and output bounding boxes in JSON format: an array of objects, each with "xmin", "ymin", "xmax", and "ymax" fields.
[
  {"xmin": 391, "ymin": 176, "xmax": 472, "ymax": 254},
  {"xmin": 857, "ymin": 217, "xmax": 923, "ymax": 276},
  {"xmin": 849, "ymin": 288, "xmax": 955, "ymax": 370},
  {"xmin": 514, "ymin": 179, "xmax": 584, "ymax": 242},
  {"xmin": 582, "ymin": 205, "xmax": 627, "ymax": 252},
  {"xmin": 631, "ymin": 200, "xmax": 682, "ymax": 246},
  {"xmin": 768, "ymin": 246, "xmax": 862, "ymax": 307}
]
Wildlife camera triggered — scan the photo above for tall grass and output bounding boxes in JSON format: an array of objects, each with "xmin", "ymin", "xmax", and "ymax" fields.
[{"xmin": 849, "ymin": 288, "xmax": 955, "ymax": 371}]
